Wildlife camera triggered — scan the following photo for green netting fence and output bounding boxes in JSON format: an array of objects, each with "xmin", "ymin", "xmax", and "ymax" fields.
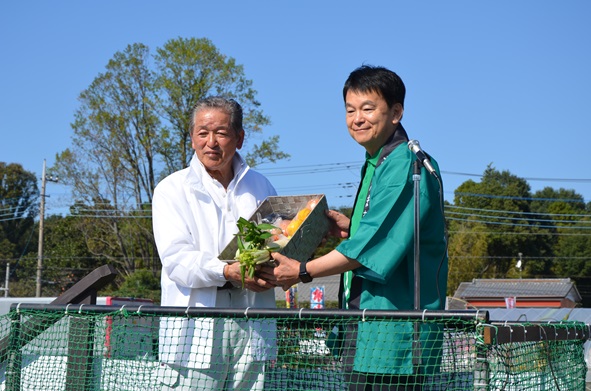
[{"xmin": 0, "ymin": 304, "xmax": 587, "ymax": 390}]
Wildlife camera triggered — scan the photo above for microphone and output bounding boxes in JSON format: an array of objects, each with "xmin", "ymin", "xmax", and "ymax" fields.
[{"xmin": 408, "ymin": 139, "xmax": 438, "ymax": 179}]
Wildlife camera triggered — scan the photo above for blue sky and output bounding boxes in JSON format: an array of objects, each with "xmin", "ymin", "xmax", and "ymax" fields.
[{"xmin": 1, "ymin": 1, "xmax": 590, "ymax": 214}]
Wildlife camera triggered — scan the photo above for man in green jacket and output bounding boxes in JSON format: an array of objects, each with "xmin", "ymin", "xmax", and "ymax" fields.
[{"xmin": 260, "ymin": 65, "xmax": 448, "ymax": 390}]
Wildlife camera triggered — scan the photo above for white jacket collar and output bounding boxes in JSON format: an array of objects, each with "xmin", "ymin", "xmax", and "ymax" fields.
[{"xmin": 184, "ymin": 152, "xmax": 250, "ymax": 192}]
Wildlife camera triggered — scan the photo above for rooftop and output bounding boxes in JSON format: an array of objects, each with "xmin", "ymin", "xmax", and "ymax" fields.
[{"xmin": 453, "ymin": 278, "xmax": 582, "ymax": 302}]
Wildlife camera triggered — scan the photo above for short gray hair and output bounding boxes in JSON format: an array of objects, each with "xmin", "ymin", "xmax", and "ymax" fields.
[{"xmin": 189, "ymin": 96, "xmax": 244, "ymax": 135}]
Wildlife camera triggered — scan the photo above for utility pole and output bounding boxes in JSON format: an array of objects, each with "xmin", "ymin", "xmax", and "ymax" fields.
[
  {"xmin": 0, "ymin": 263, "xmax": 9, "ymax": 297},
  {"xmin": 36, "ymin": 159, "xmax": 58, "ymax": 297}
]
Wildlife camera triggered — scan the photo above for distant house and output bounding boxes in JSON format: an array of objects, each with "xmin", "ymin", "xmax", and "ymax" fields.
[{"xmin": 449, "ymin": 278, "xmax": 582, "ymax": 309}]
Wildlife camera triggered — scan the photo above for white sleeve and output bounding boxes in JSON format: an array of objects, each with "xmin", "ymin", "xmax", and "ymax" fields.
[{"xmin": 153, "ymin": 181, "xmax": 226, "ymax": 289}]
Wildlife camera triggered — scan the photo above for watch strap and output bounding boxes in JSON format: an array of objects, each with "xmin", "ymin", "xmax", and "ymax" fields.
[{"xmin": 299, "ymin": 260, "xmax": 313, "ymax": 283}]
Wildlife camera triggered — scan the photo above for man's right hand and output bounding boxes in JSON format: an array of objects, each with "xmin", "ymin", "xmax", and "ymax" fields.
[{"xmin": 257, "ymin": 252, "xmax": 301, "ymax": 291}]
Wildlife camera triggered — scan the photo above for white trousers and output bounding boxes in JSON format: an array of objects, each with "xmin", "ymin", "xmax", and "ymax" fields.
[{"xmin": 157, "ymin": 288, "xmax": 267, "ymax": 391}]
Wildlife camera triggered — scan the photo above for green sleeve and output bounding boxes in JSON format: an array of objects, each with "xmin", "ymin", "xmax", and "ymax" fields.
[{"xmin": 337, "ymin": 147, "xmax": 439, "ymax": 284}]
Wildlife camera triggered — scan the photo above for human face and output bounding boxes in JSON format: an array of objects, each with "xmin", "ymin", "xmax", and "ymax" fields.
[
  {"xmin": 345, "ymin": 90, "xmax": 403, "ymax": 156},
  {"xmin": 191, "ymin": 108, "xmax": 244, "ymax": 184}
]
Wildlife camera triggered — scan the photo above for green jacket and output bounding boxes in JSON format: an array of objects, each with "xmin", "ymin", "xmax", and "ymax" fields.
[{"xmin": 337, "ymin": 128, "xmax": 448, "ymax": 374}]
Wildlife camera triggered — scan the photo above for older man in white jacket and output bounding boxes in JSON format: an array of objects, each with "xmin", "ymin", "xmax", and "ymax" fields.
[{"xmin": 152, "ymin": 96, "xmax": 277, "ymax": 390}]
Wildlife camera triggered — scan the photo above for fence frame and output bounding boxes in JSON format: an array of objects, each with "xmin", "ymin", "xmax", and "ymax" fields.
[
  {"xmin": 1, "ymin": 264, "xmax": 117, "ymax": 390},
  {"xmin": 3, "ymin": 302, "xmax": 590, "ymax": 390}
]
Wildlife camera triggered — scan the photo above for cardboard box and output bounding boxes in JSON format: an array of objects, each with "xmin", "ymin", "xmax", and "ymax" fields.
[{"xmin": 219, "ymin": 194, "xmax": 330, "ymax": 262}]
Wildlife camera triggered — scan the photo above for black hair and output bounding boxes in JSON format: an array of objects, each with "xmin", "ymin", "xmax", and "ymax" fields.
[{"xmin": 343, "ymin": 65, "xmax": 406, "ymax": 109}]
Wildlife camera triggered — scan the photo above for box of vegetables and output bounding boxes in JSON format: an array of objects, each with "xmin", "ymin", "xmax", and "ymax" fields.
[{"xmin": 219, "ymin": 194, "xmax": 330, "ymax": 283}]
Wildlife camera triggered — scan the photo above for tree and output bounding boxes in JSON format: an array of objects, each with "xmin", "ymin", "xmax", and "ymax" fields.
[
  {"xmin": 529, "ymin": 187, "xmax": 591, "ymax": 295},
  {"xmin": 530, "ymin": 187, "xmax": 587, "ymax": 275},
  {"xmin": 41, "ymin": 214, "xmax": 104, "ymax": 296},
  {"xmin": 52, "ymin": 37, "xmax": 289, "ymax": 278},
  {"xmin": 447, "ymin": 222, "xmax": 490, "ymax": 295},
  {"xmin": 0, "ymin": 162, "xmax": 39, "ymax": 282},
  {"xmin": 109, "ymin": 269, "xmax": 161, "ymax": 304},
  {"xmin": 447, "ymin": 165, "xmax": 553, "ymax": 283},
  {"xmin": 153, "ymin": 37, "xmax": 289, "ymax": 172}
]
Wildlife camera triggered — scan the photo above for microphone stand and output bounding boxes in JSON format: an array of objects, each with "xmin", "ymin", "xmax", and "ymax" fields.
[{"xmin": 412, "ymin": 159, "xmax": 423, "ymax": 372}]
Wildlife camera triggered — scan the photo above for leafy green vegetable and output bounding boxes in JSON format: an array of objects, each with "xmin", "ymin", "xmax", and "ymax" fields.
[
  {"xmin": 235, "ymin": 217, "xmax": 276, "ymax": 251},
  {"xmin": 236, "ymin": 248, "xmax": 272, "ymax": 286},
  {"xmin": 234, "ymin": 217, "xmax": 279, "ymax": 287}
]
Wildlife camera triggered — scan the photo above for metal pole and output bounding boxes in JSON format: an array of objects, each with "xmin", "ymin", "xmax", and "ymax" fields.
[
  {"xmin": 412, "ymin": 159, "xmax": 422, "ymax": 370},
  {"xmin": 35, "ymin": 160, "xmax": 58, "ymax": 297},
  {"xmin": 36, "ymin": 159, "xmax": 47, "ymax": 297},
  {"xmin": 413, "ymin": 159, "xmax": 422, "ymax": 311},
  {"xmin": 4, "ymin": 263, "xmax": 9, "ymax": 297}
]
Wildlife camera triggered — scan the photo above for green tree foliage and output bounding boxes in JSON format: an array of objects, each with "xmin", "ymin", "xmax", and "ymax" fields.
[
  {"xmin": 153, "ymin": 37, "xmax": 289, "ymax": 171},
  {"xmin": 108, "ymin": 269, "xmax": 161, "ymax": 304},
  {"xmin": 6, "ymin": 253, "xmax": 38, "ymax": 297},
  {"xmin": 0, "ymin": 163, "xmax": 39, "ymax": 281},
  {"xmin": 531, "ymin": 188, "xmax": 591, "ymax": 278},
  {"xmin": 51, "ymin": 38, "xmax": 288, "ymax": 282},
  {"xmin": 447, "ymin": 222, "xmax": 490, "ymax": 295},
  {"xmin": 446, "ymin": 165, "xmax": 591, "ymax": 297},
  {"xmin": 447, "ymin": 165, "xmax": 553, "ymax": 293},
  {"xmin": 40, "ymin": 215, "xmax": 105, "ymax": 296}
]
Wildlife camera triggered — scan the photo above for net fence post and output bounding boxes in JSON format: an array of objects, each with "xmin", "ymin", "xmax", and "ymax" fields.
[
  {"xmin": 474, "ymin": 324, "xmax": 490, "ymax": 391},
  {"xmin": 5, "ymin": 307, "xmax": 22, "ymax": 391},
  {"xmin": 65, "ymin": 295, "xmax": 98, "ymax": 390}
]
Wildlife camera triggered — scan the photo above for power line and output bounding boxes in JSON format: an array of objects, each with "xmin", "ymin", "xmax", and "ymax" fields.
[
  {"xmin": 3, "ymin": 162, "xmax": 591, "ymax": 220},
  {"xmin": 258, "ymin": 163, "xmax": 591, "ymax": 185},
  {"xmin": 448, "ymin": 189, "xmax": 588, "ymax": 207},
  {"xmin": 445, "ymin": 211, "xmax": 591, "ymax": 226},
  {"xmin": 450, "ymin": 255, "xmax": 591, "ymax": 260},
  {"xmin": 447, "ymin": 229, "xmax": 591, "ymax": 237},
  {"xmin": 454, "ymin": 192, "xmax": 586, "ymax": 203},
  {"xmin": 445, "ymin": 204, "xmax": 591, "ymax": 230},
  {"xmin": 446, "ymin": 204, "xmax": 591, "ymax": 218},
  {"xmin": 443, "ymin": 170, "xmax": 591, "ymax": 183},
  {"xmin": 37, "ymin": 193, "xmax": 591, "ymax": 222},
  {"xmin": 446, "ymin": 216, "xmax": 591, "ymax": 230},
  {"xmin": 257, "ymin": 161, "xmax": 363, "ymax": 176}
]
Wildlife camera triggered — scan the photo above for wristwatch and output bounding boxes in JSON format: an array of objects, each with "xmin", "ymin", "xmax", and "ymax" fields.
[{"xmin": 299, "ymin": 260, "xmax": 313, "ymax": 283}]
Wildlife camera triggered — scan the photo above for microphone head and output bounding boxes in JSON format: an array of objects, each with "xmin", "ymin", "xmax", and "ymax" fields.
[{"xmin": 408, "ymin": 139, "xmax": 420, "ymax": 152}]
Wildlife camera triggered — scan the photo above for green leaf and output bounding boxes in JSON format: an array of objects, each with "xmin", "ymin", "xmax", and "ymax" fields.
[{"xmin": 233, "ymin": 217, "xmax": 278, "ymax": 285}]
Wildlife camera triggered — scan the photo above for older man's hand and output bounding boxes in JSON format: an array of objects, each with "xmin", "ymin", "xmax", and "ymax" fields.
[{"xmin": 223, "ymin": 262, "xmax": 277, "ymax": 292}]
